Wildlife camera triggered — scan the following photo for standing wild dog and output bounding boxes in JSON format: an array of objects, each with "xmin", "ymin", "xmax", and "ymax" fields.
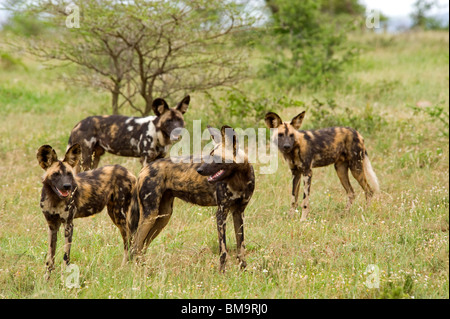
[
  {"xmin": 68, "ymin": 95, "xmax": 190, "ymax": 172},
  {"xmin": 265, "ymin": 111, "xmax": 379, "ymax": 221},
  {"xmin": 127, "ymin": 126, "xmax": 255, "ymax": 272},
  {"xmin": 37, "ymin": 144, "xmax": 136, "ymax": 278}
]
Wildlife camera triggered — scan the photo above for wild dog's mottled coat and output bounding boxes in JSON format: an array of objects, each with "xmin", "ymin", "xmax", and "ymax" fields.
[
  {"xmin": 37, "ymin": 144, "xmax": 136, "ymax": 278},
  {"xmin": 128, "ymin": 126, "xmax": 255, "ymax": 272},
  {"xmin": 265, "ymin": 111, "xmax": 379, "ymax": 221},
  {"xmin": 68, "ymin": 96, "xmax": 190, "ymax": 172}
]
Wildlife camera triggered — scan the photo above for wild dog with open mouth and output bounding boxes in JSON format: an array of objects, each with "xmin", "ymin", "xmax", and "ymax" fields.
[
  {"xmin": 127, "ymin": 125, "xmax": 255, "ymax": 272},
  {"xmin": 68, "ymin": 96, "xmax": 190, "ymax": 172},
  {"xmin": 37, "ymin": 144, "xmax": 136, "ymax": 278},
  {"xmin": 265, "ymin": 111, "xmax": 379, "ymax": 221}
]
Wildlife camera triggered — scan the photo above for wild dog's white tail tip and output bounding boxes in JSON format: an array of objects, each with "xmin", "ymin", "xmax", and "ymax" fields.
[{"xmin": 363, "ymin": 153, "xmax": 380, "ymax": 193}]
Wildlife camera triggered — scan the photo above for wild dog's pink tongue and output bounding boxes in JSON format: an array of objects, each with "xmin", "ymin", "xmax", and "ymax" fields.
[
  {"xmin": 57, "ymin": 188, "xmax": 70, "ymax": 197},
  {"xmin": 208, "ymin": 169, "xmax": 224, "ymax": 182}
]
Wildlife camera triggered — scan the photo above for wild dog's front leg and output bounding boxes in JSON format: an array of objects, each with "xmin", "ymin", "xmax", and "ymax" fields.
[
  {"xmin": 45, "ymin": 219, "xmax": 61, "ymax": 280},
  {"xmin": 300, "ymin": 170, "xmax": 312, "ymax": 222},
  {"xmin": 232, "ymin": 208, "xmax": 246, "ymax": 269},
  {"xmin": 130, "ymin": 175, "xmax": 163, "ymax": 262},
  {"xmin": 131, "ymin": 215, "xmax": 158, "ymax": 263},
  {"xmin": 63, "ymin": 220, "xmax": 74, "ymax": 267},
  {"xmin": 216, "ymin": 206, "xmax": 229, "ymax": 272},
  {"xmin": 141, "ymin": 193, "xmax": 174, "ymax": 250},
  {"xmin": 289, "ymin": 169, "xmax": 302, "ymax": 217},
  {"xmin": 131, "ymin": 209, "xmax": 161, "ymax": 262}
]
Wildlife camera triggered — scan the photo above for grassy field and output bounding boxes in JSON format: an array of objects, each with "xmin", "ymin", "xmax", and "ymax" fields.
[{"xmin": 0, "ymin": 31, "xmax": 448, "ymax": 299}]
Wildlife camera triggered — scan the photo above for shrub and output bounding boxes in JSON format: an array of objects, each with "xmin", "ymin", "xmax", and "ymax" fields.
[
  {"xmin": 408, "ymin": 101, "xmax": 449, "ymax": 137},
  {"xmin": 259, "ymin": 0, "xmax": 360, "ymax": 91},
  {"xmin": 306, "ymin": 97, "xmax": 387, "ymax": 135},
  {"xmin": 205, "ymin": 89, "xmax": 305, "ymax": 127}
]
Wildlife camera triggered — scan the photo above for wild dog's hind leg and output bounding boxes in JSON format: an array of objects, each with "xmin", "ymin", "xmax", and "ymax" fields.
[
  {"xmin": 334, "ymin": 161, "xmax": 355, "ymax": 210},
  {"xmin": 289, "ymin": 169, "xmax": 302, "ymax": 217},
  {"xmin": 350, "ymin": 160, "xmax": 374, "ymax": 202},
  {"xmin": 106, "ymin": 202, "xmax": 130, "ymax": 266},
  {"xmin": 231, "ymin": 206, "xmax": 246, "ymax": 269}
]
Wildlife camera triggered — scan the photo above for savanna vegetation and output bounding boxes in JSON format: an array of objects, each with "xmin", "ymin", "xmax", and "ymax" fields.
[{"xmin": 0, "ymin": 0, "xmax": 448, "ymax": 299}]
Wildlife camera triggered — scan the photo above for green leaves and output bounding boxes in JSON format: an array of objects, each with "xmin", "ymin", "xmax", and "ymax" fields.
[{"xmin": 260, "ymin": 0, "xmax": 360, "ymax": 91}]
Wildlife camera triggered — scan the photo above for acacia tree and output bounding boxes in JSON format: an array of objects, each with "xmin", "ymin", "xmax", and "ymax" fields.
[{"xmin": 10, "ymin": 0, "xmax": 254, "ymax": 115}]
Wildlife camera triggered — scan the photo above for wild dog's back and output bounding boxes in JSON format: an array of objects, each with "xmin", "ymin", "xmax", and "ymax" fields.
[
  {"xmin": 74, "ymin": 164, "xmax": 136, "ymax": 218},
  {"xmin": 138, "ymin": 157, "xmax": 218, "ymax": 207},
  {"xmin": 68, "ymin": 115, "xmax": 157, "ymax": 156},
  {"xmin": 296, "ymin": 126, "xmax": 366, "ymax": 168}
]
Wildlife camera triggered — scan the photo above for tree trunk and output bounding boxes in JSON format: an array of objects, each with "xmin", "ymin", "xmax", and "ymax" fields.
[
  {"xmin": 112, "ymin": 91, "xmax": 119, "ymax": 115},
  {"xmin": 144, "ymin": 83, "xmax": 154, "ymax": 116},
  {"xmin": 111, "ymin": 81, "xmax": 120, "ymax": 115}
]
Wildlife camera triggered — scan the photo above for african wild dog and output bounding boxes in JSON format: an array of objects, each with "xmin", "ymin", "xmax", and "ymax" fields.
[
  {"xmin": 68, "ymin": 96, "xmax": 190, "ymax": 172},
  {"xmin": 37, "ymin": 144, "xmax": 136, "ymax": 279},
  {"xmin": 127, "ymin": 125, "xmax": 255, "ymax": 272},
  {"xmin": 265, "ymin": 111, "xmax": 379, "ymax": 221}
]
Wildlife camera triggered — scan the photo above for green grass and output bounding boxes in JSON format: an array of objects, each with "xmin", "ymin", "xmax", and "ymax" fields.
[{"xmin": 0, "ymin": 31, "xmax": 448, "ymax": 299}]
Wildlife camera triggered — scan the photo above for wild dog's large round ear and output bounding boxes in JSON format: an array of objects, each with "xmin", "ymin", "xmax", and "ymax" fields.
[
  {"xmin": 64, "ymin": 144, "xmax": 81, "ymax": 168},
  {"xmin": 265, "ymin": 112, "xmax": 282, "ymax": 129},
  {"xmin": 221, "ymin": 125, "xmax": 238, "ymax": 156},
  {"xmin": 37, "ymin": 145, "xmax": 58, "ymax": 170},
  {"xmin": 176, "ymin": 95, "xmax": 190, "ymax": 114},
  {"xmin": 207, "ymin": 125, "xmax": 221, "ymax": 145},
  {"xmin": 290, "ymin": 111, "xmax": 306, "ymax": 130},
  {"xmin": 152, "ymin": 98, "xmax": 170, "ymax": 116}
]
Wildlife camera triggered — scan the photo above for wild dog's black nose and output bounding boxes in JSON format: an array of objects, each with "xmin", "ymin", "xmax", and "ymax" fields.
[
  {"xmin": 283, "ymin": 144, "xmax": 290, "ymax": 150},
  {"xmin": 63, "ymin": 184, "xmax": 72, "ymax": 190},
  {"xmin": 197, "ymin": 168, "xmax": 204, "ymax": 174}
]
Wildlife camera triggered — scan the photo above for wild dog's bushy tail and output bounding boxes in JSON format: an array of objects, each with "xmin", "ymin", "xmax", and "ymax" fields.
[
  {"xmin": 363, "ymin": 151, "xmax": 380, "ymax": 193},
  {"xmin": 127, "ymin": 185, "xmax": 141, "ymax": 238}
]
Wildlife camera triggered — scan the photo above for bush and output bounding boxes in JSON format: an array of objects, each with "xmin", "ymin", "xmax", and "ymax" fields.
[
  {"xmin": 1, "ymin": 13, "xmax": 51, "ymax": 37},
  {"xmin": 407, "ymin": 101, "xmax": 449, "ymax": 137},
  {"xmin": 306, "ymin": 97, "xmax": 387, "ymax": 135},
  {"xmin": 259, "ymin": 0, "xmax": 360, "ymax": 91},
  {"xmin": 205, "ymin": 89, "xmax": 305, "ymax": 127},
  {"xmin": 0, "ymin": 51, "xmax": 27, "ymax": 70}
]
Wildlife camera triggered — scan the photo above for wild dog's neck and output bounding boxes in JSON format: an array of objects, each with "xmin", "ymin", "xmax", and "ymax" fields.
[
  {"xmin": 225, "ymin": 162, "xmax": 253, "ymax": 190},
  {"xmin": 292, "ymin": 130, "xmax": 314, "ymax": 149},
  {"xmin": 151, "ymin": 116, "xmax": 173, "ymax": 147}
]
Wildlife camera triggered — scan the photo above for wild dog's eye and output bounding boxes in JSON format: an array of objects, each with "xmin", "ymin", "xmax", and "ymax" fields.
[
  {"xmin": 278, "ymin": 133, "xmax": 283, "ymax": 137},
  {"xmin": 289, "ymin": 133, "xmax": 294, "ymax": 137}
]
